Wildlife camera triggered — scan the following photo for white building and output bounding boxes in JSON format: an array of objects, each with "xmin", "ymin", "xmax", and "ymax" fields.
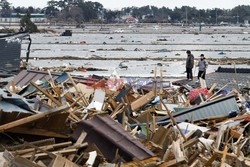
[{"xmin": 0, "ymin": 13, "xmax": 47, "ymax": 23}]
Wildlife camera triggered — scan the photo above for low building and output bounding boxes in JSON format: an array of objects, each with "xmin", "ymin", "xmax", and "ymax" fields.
[
  {"xmin": 0, "ymin": 13, "xmax": 47, "ymax": 23},
  {"xmin": 125, "ymin": 17, "xmax": 139, "ymax": 23}
]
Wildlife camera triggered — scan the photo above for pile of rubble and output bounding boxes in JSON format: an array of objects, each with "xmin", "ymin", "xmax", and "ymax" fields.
[{"xmin": 0, "ymin": 68, "xmax": 249, "ymax": 167}]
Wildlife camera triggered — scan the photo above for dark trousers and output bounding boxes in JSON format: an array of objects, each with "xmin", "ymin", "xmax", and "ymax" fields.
[
  {"xmin": 198, "ymin": 70, "xmax": 206, "ymax": 80},
  {"xmin": 186, "ymin": 67, "xmax": 193, "ymax": 80}
]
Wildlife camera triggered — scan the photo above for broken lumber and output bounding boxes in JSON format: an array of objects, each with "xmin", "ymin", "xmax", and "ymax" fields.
[{"xmin": 0, "ymin": 106, "xmax": 68, "ymax": 133}]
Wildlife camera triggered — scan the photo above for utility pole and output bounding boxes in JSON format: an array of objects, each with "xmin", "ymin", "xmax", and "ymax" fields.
[
  {"xmin": 199, "ymin": 10, "xmax": 202, "ymax": 31},
  {"xmin": 215, "ymin": 9, "xmax": 218, "ymax": 25},
  {"xmin": 185, "ymin": 7, "xmax": 188, "ymax": 25},
  {"xmin": 236, "ymin": 13, "xmax": 239, "ymax": 25}
]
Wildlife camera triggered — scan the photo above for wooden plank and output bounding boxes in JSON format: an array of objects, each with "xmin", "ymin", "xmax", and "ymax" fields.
[
  {"xmin": 67, "ymin": 131, "xmax": 87, "ymax": 161},
  {"xmin": 31, "ymin": 81, "xmax": 62, "ymax": 106},
  {"xmin": 108, "ymin": 97, "xmax": 118, "ymax": 111},
  {"xmin": 1, "ymin": 138, "xmax": 55, "ymax": 152},
  {"xmin": 13, "ymin": 142, "xmax": 72, "ymax": 155},
  {"xmin": 172, "ymin": 140, "xmax": 185, "ymax": 162},
  {"xmin": 215, "ymin": 124, "xmax": 226, "ymax": 149},
  {"xmin": 12, "ymin": 156, "xmax": 42, "ymax": 167},
  {"xmin": 189, "ymin": 159, "xmax": 199, "ymax": 167},
  {"xmin": 0, "ymin": 106, "xmax": 68, "ymax": 133},
  {"xmin": 151, "ymin": 126, "xmax": 171, "ymax": 149},
  {"xmin": 220, "ymin": 145, "xmax": 228, "ymax": 167},
  {"xmin": 159, "ymin": 159, "xmax": 187, "ymax": 167},
  {"xmin": 208, "ymin": 83, "xmax": 217, "ymax": 94},
  {"xmin": 183, "ymin": 137, "xmax": 198, "ymax": 148},
  {"xmin": 11, "ymin": 80, "xmax": 16, "ymax": 94},
  {"xmin": 111, "ymin": 103, "xmax": 124, "ymax": 119},
  {"xmin": 22, "ymin": 149, "xmax": 77, "ymax": 159},
  {"xmin": 230, "ymin": 128, "xmax": 242, "ymax": 139},
  {"xmin": 51, "ymin": 155, "xmax": 66, "ymax": 167},
  {"xmin": 121, "ymin": 157, "xmax": 158, "ymax": 167},
  {"xmin": 205, "ymin": 153, "xmax": 218, "ymax": 167},
  {"xmin": 67, "ymin": 73, "xmax": 88, "ymax": 106},
  {"xmin": 64, "ymin": 158, "xmax": 79, "ymax": 167},
  {"xmin": 161, "ymin": 99, "xmax": 187, "ymax": 141},
  {"xmin": 131, "ymin": 91, "xmax": 155, "ymax": 111},
  {"xmin": 37, "ymin": 161, "xmax": 46, "ymax": 167},
  {"xmin": 136, "ymin": 109, "xmax": 153, "ymax": 123},
  {"xmin": 188, "ymin": 151, "xmax": 201, "ymax": 166},
  {"xmin": 7, "ymin": 127, "xmax": 70, "ymax": 138},
  {"xmin": 214, "ymin": 149, "xmax": 237, "ymax": 160}
]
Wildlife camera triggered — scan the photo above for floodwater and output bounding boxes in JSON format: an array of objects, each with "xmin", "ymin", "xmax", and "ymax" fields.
[{"xmin": 22, "ymin": 28, "xmax": 250, "ymax": 79}]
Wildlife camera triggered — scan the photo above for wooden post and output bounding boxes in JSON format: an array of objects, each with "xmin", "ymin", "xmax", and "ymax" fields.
[
  {"xmin": 154, "ymin": 66, "xmax": 157, "ymax": 97},
  {"xmin": 220, "ymin": 145, "xmax": 228, "ymax": 167},
  {"xmin": 47, "ymin": 69, "xmax": 55, "ymax": 88},
  {"xmin": 146, "ymin": 112, "xmax": 150, "ymax": 143},
  {"xmin": 31, "ymin": 81, "xmax": 62, "ymax": 107},
  {"xmin": 11, "ymin": 80, "xmax": 16, "ymax": 94},
  {"xmin": 160, "ymin": 99, "xmax": 187, "ymax": 141},
  {"xmin": 160, "ymin": 66, "xmax": 163, "ymax": 95},
  {"xmin": 152, "ymin": 113, "xmax": 156, "ymax": 133},
  {"xmin": 67, "ymin": 73, "xmax": 89, "ymax": 106}
]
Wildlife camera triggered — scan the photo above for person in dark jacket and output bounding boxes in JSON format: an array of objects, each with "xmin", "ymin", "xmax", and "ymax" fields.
[
  {"xmin": 197, "ymin": 54, "xmax": 208, "ymax": 80},
  {"xmin": 186, "ymin": 50, "xmax": 194, "ymax": 80}
]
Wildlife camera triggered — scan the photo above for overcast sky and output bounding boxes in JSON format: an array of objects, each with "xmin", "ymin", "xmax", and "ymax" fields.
[{"xmin": 7, "ymin": 0, "xmax": 250, "ymax": 9}]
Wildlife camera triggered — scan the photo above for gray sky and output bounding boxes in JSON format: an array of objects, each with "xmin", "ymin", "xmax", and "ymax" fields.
[{"xmin": 8, "ymin": 0, "xmax": 250, "ymax": 9}]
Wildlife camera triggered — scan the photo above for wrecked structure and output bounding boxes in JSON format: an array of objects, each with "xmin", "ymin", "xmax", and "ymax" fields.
[{"xmin": 0, "ymin": 65, "xmax": 248, "ymax": 166}]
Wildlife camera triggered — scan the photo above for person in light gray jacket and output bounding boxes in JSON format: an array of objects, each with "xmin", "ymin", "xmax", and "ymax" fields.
[{"xmin": 197, "ymin": 54, "xmax": 208, "ymax": 80}]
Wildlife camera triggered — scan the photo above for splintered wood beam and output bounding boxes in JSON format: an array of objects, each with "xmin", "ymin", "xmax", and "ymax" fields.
[
  {"xmin": 67, "ymin": 73, "xmax": 89, "ymax": 106},
  {"xmin": 0, "ymin": 106, "xmax": 68, "ymax": 133},
  {"xmin": 160, "ymin": 99, "xmax": 187, "ymax": 141},
  {"xmin": 30, "ymin": 81, "xmax": 62, "ymax": 106}
]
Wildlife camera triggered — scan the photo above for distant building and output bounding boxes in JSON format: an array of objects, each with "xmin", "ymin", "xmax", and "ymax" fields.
[
  {"xmin": 0, "ymin": 13, "xmax": 47, "ymax": 23},
  {"xmin": 125, "ymin": 17, "xmax": 139, "ymax": 23}
]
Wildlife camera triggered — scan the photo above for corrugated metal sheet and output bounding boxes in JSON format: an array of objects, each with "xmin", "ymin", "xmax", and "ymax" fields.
[
  {"xmin": 159, "ymin": 94, "xmax": 239, "ymax": 123},
  {"xmin": 6, "ymin": 70, "xmax": 90, "ymax": 88},
  {"xmin": 72, "ymin": 115, "xmax": 155, "ymax": 162},
  {"xmin": 0, "ymin": 89, "xmax": 33, "ymax": 112},
  {"xmin": 173, "ymin": 68, "xmax": 250, "ymax": 90},
  {"xmin": 216, "ymin": 67, "xmax": 250, "ymax": 73}
]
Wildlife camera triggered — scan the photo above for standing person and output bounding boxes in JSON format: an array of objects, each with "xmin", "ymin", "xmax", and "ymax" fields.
[
  {"xmin": 186, "ymin": 50, "xmax": 194, "ymax": 80},
  {"xmin": 197, "ymin": 54, "xmax": 208, "ymax": 80}
]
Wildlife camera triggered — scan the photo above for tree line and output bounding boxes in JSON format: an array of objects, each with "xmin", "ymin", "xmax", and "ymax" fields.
[{"xmin": 1, "ymin": 0, "xmax": 250, "ymax": 24}]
